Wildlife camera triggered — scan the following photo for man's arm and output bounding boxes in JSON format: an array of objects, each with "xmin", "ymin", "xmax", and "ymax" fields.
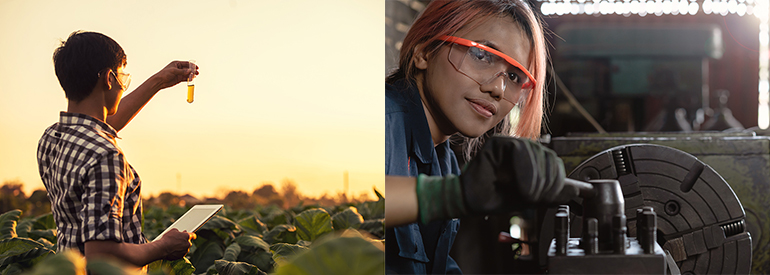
[
  {"xmin": 81, "ymin": 150, "xmax": 194, "ymax": 266},
  {"xmin": 84, "ymin": 228, "xmax": 195, "ymax": 267},
  {"xmin": 107, "ymin": 61, "xmax": 197, "ymax": 131}
]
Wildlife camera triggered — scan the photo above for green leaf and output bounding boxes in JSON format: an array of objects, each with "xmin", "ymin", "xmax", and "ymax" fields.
[
  {"xmin": 237, "ymin": 216, "xmax": 268, "ymax": 237},
  {"xmin": 233, "ymin": 236, "xmax": 274, "ymax": 272},
  {"xmin": 31, "ymin": 213, "xmax": 55, "ymax": 231},
  {"xmin": 359, "ymin": 218, "xmax": 384, "ymax": 239},
  {"xmin": 200, "ymin": 215, "xmax": 238, "ymax": 231},
  {"xmin": 147, "ymin": 258, "xmax": 194, "ymax": 275},
  {"xmin": 257, "ymin": 205, "xmax": 279, "ymax": 218},
  {"xmin": 199, "ymin": 216, "xmax": 239, "ymax": 241},
  {"xmin": 143, "ymin": 207, "xmax": 176, "ymax": 240},
  {"xmin": 289, "ymin": 204, "xmax": 317, "ymax": 216},
  {"xmin": 35, "ymin": 238, "xmax": 54, "ymax": 250},
  {"xmin": 1, "ymin": 263, "xmax": 24, "ymax": 275},
  {"xmin": 263, "ymin": 225, "xmax": 297, "ymax": 245},
  {"xmin": 261, "ymin": 209, "xmax": 291, "ymax": 229},
  {"xmin": 293, "ymin": 209, "xmax": 332, "ymax": 242},
  {"xmin": 86, "ymin": 258, "xmax": 145, "ymax": 275},
  {"xmin": 221, "ymin": 208, "xmax": 254, "ymax": 223},
  {"xmin": 26, "ymin": 230, "xmax": 56, "ymax": 245},
  {"xmin": 23, "ymin": 250, "xmax": 84, "ymax": 275},
  {"xmin": 214, "ymin": 259, "xmax": 266, "ymax": 275},
  {"xmin": 15, "ymin": 219, "xmax": 33, "ymax": 239},
  {"xmin": 165, "ymin": 257, "xmax": 195, "ymax": 275},
  {"xmin": 357, "ymin": 194, "xmax": 384, "ymax": 220},
  {"xmin": 223, "ymin": 242, "xmax": 241, "ymax": 262},
  {"xmin": 147, "ymin": 260, "xmax": 163, "ymax": 274},
  {"xmin": 233, "ymin": 236, "xmax": 269, "ymax": 252},
  {"xmin": 0, "ymin": 210, "xmax": 21, "ymax": 239},
  {"xmin": 15, "ymin": 214, "xmax": 57, "ymax": 245},
  {"xmin": 269, "ymin": 243, "xmax": 309, "ymax": 265},
  {"xmin": 272, "ymin": 233, "xmax": 385, "ymax": 275},
  {"xmin": 0, "ymin": 238, "xmax": 54, "ymax": 268},
  {"xmin": 188, "ymin": 238, "xmax": 224, "ymax": 275},
  {"xmin": 236, "ymin": 250, "xmax": 274, "ymax": 274},
  {"xmin": 331, "ymin": 207, "xmax": 364, "ymax": 230}
]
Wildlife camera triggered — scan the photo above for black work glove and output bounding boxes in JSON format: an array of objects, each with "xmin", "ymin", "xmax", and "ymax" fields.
[
  {"xmin": 460, "ymin": 135, "xmax": 568, "ymax": 213},
  {"xmin": 416, "ymin": 135, "xmax": 569, "ymax": 224}
]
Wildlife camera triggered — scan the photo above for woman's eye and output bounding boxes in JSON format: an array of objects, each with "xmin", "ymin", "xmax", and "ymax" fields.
[
  {"xmin": 507, "ymin": 72, "xmax": 522, "ymax": 84},
  {"xmin": 468, "ymin": 48, "xmax": 493, "ymax": 63}
]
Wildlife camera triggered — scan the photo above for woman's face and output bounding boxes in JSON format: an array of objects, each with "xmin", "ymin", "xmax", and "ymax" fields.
[{"xmin": 416, "ymin": 16, "xmax": 532, "ymax": 139}]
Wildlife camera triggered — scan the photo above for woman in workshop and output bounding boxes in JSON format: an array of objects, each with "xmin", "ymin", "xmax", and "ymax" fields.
[{"xmin": 383, "ymin": 0, "xmax": 580, "ymax": 274}]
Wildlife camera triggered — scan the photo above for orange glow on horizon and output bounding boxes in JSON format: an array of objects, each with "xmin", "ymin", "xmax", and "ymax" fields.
[{"xmin": 0, "ymin": 0, "xmax": 384, "ymax": 202}]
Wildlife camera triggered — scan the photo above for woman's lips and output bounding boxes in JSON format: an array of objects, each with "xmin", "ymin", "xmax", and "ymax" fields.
[{"xmin": 467, "ymin": 98, "xmax": 497, "ymax": 118}]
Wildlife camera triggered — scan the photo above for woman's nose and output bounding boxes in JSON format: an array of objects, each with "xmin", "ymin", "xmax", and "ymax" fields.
[{"xmin": 479, "ymin": 72, "xmax": 507, "ymax": 100}]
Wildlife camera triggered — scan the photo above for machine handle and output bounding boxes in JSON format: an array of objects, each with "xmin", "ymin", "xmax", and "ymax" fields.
[{"xmin": 564, "ymin": 178, "xmax": 596, "ymax": 198}]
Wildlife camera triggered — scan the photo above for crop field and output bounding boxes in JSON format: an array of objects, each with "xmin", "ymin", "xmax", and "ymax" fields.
[{"xmin": 0, "ymin": 190, "xmax": 385, "ymax": 275}]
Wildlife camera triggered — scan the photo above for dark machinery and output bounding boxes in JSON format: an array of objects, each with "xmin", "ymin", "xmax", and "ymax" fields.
[
  {"xmin": 546, "ymin": 179, "xmax": 672, "ymax": 274},
  {"xmin": 539, "ymin": 144, "xmax": 752, "ymax": 274}
]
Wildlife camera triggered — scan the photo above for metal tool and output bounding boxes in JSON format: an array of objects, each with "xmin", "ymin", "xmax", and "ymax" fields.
[
  {"xmin": 547, "ymin": 179, "xmax": 670, "ymax": 274},
  {"xmin": 563, "ymin": 178, "xmax": 596, "ymax": 198},
  {"xmin": 555, "ymin": 144, "xmax": 752, "ymax": 274}
]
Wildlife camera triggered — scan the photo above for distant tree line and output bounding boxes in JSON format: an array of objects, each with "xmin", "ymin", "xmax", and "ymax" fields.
[
  {"xmin": 0, "ymin": 179, "xmax": 51, "ymax": 217},
  {"xmin": 0, "ymin": 179, "xmax": 373, "ymax": 216}
]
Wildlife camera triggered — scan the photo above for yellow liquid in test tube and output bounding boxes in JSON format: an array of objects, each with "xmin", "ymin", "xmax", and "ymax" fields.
[
  {"xmin": 187, "ymin": 60, "xmax": 196, "ymax": 103},
  {"xmin": 187, "ymin": 84, "xmax": 194, "ymax": 103}
]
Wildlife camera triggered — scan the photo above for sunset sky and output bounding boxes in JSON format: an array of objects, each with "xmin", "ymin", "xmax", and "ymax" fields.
[{"xmin": 0, "ymin": 0, "xmax": 384, "ymax": 199}]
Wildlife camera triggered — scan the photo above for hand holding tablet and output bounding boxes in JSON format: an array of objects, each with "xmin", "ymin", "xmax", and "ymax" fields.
[{"xmin": 154, "ymin": 204, "xmax": 223, "ymax": 241}]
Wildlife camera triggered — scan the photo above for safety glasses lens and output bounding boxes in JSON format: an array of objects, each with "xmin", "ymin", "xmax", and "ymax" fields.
[
  {"xmin": 448, "ymin": 43, "xmax": 531, "ymax": 103},
  {"xmin": 112, "ymin": 71, "xmax": 131, "ymax": 90}
]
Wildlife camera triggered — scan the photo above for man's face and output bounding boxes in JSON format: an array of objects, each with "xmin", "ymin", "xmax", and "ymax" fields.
[{"xmin": 105, "ymin": 66, "xmax": 127, "ymax": 115}]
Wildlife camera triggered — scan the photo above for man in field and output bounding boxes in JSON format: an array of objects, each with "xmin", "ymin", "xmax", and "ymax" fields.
[{"xmin": 37, "ymin": 30, "xmax": 198, "ymax": 269}]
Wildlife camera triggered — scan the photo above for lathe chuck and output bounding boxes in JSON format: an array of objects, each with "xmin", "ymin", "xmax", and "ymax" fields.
[{"xmin": 567, "ymin": 144, "xmax": 752, "ymax": 274}]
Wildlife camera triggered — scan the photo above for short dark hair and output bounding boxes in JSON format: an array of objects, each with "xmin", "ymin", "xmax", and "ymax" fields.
[{"xmin": 52, "ymin": 31, "xmax": 126, "ymax": 102}]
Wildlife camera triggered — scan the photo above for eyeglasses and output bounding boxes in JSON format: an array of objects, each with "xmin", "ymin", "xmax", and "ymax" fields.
[
  {"xmin": 99, "ymin": 69, "xmax": 131, "ymax": 91},
  {"xmin": 111, "ymin": 70, "xmax": 131, "ymax": 91},
  {"xmin": 439, "ymin": 35, "xmax": 536, "ymax": 104}
]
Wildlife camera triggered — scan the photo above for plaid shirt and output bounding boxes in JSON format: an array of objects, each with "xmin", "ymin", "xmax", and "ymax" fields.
[{"xmin": 37, "ymin": 112, "xmax": 146, "ymax": 254}]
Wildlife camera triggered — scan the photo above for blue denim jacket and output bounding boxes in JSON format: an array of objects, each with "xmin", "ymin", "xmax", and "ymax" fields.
[{"xmin": 385, "ymin": 79, "xmax": 462, "ymax": 274}]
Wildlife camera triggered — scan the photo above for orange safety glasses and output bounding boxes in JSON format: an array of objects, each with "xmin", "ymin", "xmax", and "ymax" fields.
[{"xmin": 439, "ymin": 35, "xmax": 536, "ymax": 93}]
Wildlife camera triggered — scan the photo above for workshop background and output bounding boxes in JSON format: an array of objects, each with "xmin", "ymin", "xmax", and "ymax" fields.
[{"xmin": 386, "ymin": 0, "xmax": 769, "ymax": 274}]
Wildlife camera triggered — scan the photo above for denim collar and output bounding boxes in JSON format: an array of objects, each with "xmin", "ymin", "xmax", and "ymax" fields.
[{"xmin": 392, "ymin": 79, "xmax": 444, "ymax": 166}]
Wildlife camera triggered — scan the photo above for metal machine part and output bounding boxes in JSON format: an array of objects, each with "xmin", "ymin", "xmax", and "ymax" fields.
[
  {"xmin": 562, "ymin": 144, "xmax": 752, "ymax": 274},
  {"xmin": 547, "ymin": 180, "xmax": 670, "ymax": 274},
  {"xmin": 550, "ymin": 131, "xmax": 770, "ymax": 274},
  {"xmin": 547, "ymin": 199, "xmax": 671, "ymax": 274},
  {"xmin": 579, "ymin": 179, "xmax": 625, "ymax": 252},
  {"xmin": 548, "ymin": 236, "xmax": 669, "ymax": 274}
]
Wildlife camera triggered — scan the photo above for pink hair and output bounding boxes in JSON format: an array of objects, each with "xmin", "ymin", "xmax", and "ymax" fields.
[{"xmin": 388, "ymin": 0, "xmax": 548, "ymax": 141}]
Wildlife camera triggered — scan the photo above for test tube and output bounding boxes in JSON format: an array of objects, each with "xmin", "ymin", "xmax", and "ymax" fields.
[{"xmin": 187, "ymin": 60, "xmax": 196, "ymax": 103}]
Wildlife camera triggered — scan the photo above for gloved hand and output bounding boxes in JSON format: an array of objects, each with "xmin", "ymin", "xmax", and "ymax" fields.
[{"xmin": 416, "ymin": 135, "xmax": 571, "ymax": 224}]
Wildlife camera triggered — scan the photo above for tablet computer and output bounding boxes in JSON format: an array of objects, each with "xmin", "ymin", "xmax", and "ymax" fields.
[{"xmin": 153, "ymin": 204, "xmax": 223, "ymax": 241}]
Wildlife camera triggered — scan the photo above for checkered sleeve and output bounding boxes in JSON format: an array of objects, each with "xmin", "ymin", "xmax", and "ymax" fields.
[{"xmin": 81, "ymin": 150, "xmax": 127, "ymax": 243}]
